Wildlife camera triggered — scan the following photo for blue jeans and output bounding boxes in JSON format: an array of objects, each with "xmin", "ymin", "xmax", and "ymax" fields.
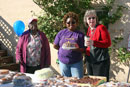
[{"xmin": 59, "ymin": 60, "xmax": 83, "ymax": 78}]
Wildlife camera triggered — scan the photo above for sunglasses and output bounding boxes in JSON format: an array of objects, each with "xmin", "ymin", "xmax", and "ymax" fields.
[
  {"xmin": 88, "ymin": 17, "xmax": 96, "ymax": 20},
  {"xmin": 66, "ymin": 21, "xmax": 76, "ymax": 24}
]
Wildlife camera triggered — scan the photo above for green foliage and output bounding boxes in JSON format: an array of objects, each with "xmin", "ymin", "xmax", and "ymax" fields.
[
  {"xmin": 33, "ymin": 0, "xmax": 125, "ymax": 43},
  {"xmin": 109, "ymin": 36, "xmax": 130, "ymax": 63},
  {"xmin": 116, "ymin": 47, "xmax": 130, "ymax": 62},
  {"xmin": 97, "ymin": 0, "xmax": 126, "ymax": 27},
  {"xmin": 108, "ymin": 36, "xmax": 123, "ymax": 55},
  {"xmin": 37, "ymin": 15, "xmax": 62, "ymax": 43},
  {"xmin": 112, "ymin": 36, "xmax": 123, "ymax": 46}
]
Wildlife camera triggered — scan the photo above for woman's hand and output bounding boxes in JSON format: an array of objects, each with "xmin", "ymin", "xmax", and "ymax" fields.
[
  {"xmin": 72, "ymin": 48, "xmax": 85, "ymax": 53},
  {"xmin": 53, "ymin": 44, "xmax": 59, "ymax": 50},
  {"xmin": 16, "ymin": 59, "xmax": 26, "ymax": 67},
  {"xmin": 86, "ymin": 40, "xmax": 93, "ymax": 47},
  {"xmin": 16, "ymin": 60, "xmax": 20, "ymax": 64}
]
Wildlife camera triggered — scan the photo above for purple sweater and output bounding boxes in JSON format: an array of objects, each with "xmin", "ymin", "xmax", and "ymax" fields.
[{"xmin": 16, "ymin": 30, "xmax": 51, "ymax": 73}]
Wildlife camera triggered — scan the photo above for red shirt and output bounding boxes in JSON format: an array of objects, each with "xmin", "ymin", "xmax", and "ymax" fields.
[{"xmin": 86, "ymin": 24, "xmax": 111, "ymax": 56}]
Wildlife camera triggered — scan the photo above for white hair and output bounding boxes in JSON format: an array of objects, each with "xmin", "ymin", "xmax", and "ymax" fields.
[{"xmin": 83, "ymin": 10, "xmax": 97, "ymax": 27}]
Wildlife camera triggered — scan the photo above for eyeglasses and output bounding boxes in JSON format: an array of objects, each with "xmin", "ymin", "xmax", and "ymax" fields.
[
  {"xmin": 66, "ymin": 21, "xmax": 76, "ymax": 24},
  {"xmin": 88, "ymin": 17, "xmax": 96, "ymax": 20}
]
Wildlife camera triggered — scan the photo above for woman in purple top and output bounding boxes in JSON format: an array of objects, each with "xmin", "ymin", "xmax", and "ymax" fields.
[
  {"xmin": 53, "ymin": 12, "xmax": 85, "ymax": 78},
  {"xmin": 16, "ymin": 18, "xmax": 51, "ymax": 73}
]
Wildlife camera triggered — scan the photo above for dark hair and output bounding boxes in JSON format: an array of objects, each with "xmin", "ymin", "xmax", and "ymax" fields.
[{"xmin": 63, "ymin": 12, "xmax": 79, "ymax": 27}]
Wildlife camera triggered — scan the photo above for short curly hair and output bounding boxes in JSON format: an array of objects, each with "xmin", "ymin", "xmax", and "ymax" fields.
[{"xmin": 63, "ymin": 12, "xmax": 79, "ymax": 27}]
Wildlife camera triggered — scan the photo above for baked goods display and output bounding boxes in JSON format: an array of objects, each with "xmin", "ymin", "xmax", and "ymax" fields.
[
  {"xmin": 62, "ymin": 41, "xmax": 78, "ymax": 50},
  {"xmin": 69, "ymin": 76, "xmax": 106, "ymax": 87},
  {"xmin": 0, "ymin": 69, "xmax": 9, "ymax": 75},
  {"xmin": 0, "ymin": 72, "xmax": 17, "ymax": 84},
  {"xmin": 33, "ymin": 75, "xmax": 106, "ymax": 87},
  {"xmin": 98, "ymin": 81, "xmax": 130, "ymax": 87},
  {"xmin": 0, "ymin": 69, "xmax": 10, "ymax": 79},
  {"xmin": 34, "ymin": 68, "xmax": 54, "ymax": 81},
  {"xmin": 13, "ymin": 73, "xmax": 33, "ymax": 87},
  {"xmin": 0, "ymin": 69, "xmax": 130, "ymax": 87},
  {"xmin": 34, "ymin": 75, "xmax": 78, "ymax": 87},
  {"xmin": 0, "ymin": 69, "xmax": 17, "ymax": 84},
  {"xmin": 0, "ymin": 69, "xmax": 108, "ymax": 87}
]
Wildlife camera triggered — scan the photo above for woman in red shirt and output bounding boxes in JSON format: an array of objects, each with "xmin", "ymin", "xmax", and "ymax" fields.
[{"xmin": 84, "ymin": 10, "xmax": 111, "ymax": 81}]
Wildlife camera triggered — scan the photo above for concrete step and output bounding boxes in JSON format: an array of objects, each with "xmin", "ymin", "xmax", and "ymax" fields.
[
  {"xmin": 0, "ymin": 56, "xmax": 13, "ymax": 65},
  {"xmin": 0, "ymin": 63, "xmax": 19, "ymax": 71},
  {"xmin": 0, "ymin": 50, "xmax": 7, "ymax": 57}
]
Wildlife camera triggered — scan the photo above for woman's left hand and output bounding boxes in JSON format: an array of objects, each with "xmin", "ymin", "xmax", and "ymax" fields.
[{"xmin": 86, "ymin": 40, "xmax": 93, "ymax": 47}]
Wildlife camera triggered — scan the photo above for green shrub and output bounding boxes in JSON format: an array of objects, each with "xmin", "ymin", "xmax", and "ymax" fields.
[{"xmin": 116, "ymin": 47, "xmax": 130, "ymax": 62}]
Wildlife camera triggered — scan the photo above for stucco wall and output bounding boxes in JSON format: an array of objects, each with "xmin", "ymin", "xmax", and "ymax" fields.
[
  {"xmin": 0, "ymin": 0, "xmax": 41, "ymax": 28},
  {"xmin": 0, "ymin": 0, "xmax": 130, "ymax": 82},
  {"xmin": 108, "ymin": 0, "xmax": 130, "ymax": 82}
]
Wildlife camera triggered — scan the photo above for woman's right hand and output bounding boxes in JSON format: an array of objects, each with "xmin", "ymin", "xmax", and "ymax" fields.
[
  {"xmin": 53, "ymin": 44, "xmax": 59, "ymax": 50},
  {"xmin": 16, "ymin": 59, "xmax": 26, "ymax": 67},
  {"xmin": 16, "ymin": 60, "xmax": 20, "ymax": 64}
]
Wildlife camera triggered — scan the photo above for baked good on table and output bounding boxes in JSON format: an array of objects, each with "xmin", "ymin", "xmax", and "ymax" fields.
[
  {"xmin": 34, "ymin": 68, "xmax": 54, "ymax": 81},
  {"xmin": 0, "ymin": 71, "xmax": 17, "ymax": 84},
  {"xmin": 0, "ymin": 77, "xmax": 12, "ymax": 84},
  {"xmin": 0, "ymin": 69, "xmax": 10, "ymax": 79},
  {"xmin": 0, "ymin": 69, "xmax": 9, "ymax": 75},
  {"xmin": 62, "ymin": 41, "xmax": 78, "ymax": 50},
  {"xmin": 69, "ymin": 76, "xmax": 106, "ymax": 87},
  {"xmin": 13, "ymin": 73, "xmax": 32, "ymax": 87},
  {"xmin": 33, "ymin": 75, "xmax": 106, "ymax": 87}
]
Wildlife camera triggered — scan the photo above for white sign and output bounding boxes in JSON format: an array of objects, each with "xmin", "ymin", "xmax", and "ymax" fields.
[{"xmin": 128, "ymin": 34, "xmax": 130, "ymax": 51}]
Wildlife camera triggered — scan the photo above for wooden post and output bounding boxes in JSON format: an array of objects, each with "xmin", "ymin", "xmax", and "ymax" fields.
[{"xmin": 127, "ymin": 33, "xmax": 130, "ymax": 82}]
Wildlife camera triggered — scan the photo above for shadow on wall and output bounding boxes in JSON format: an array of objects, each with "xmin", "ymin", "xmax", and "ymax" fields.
[
  {"xmin": 0, "ymin": 16, "xmax": 18, "ymax": 61},
  {"xmin": 109, "ymin": 53, "xmax": 125, "ymax": 81},
  {"xmin": 109, "ymin": 0, "xmax": 130, "ymax": 81},
  {"xmin": 110, "ymin": 45, "xmax": 130, "ymax": 81}
]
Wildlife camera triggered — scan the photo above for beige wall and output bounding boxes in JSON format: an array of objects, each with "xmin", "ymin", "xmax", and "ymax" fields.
[
  {"xmin": 108, "ymin": 0, "xmax": 130, "ymax": 82},
  {"xmin": 0, "ymin": 0, "xmax": 41, "ymax": 29},
  {"xmin": 0, "ymin": 0, "xmax": 130, "ymax": 82},
  {"xmin": 109, "ymin": 0, "xmax": 130, "ymax": 47}
]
